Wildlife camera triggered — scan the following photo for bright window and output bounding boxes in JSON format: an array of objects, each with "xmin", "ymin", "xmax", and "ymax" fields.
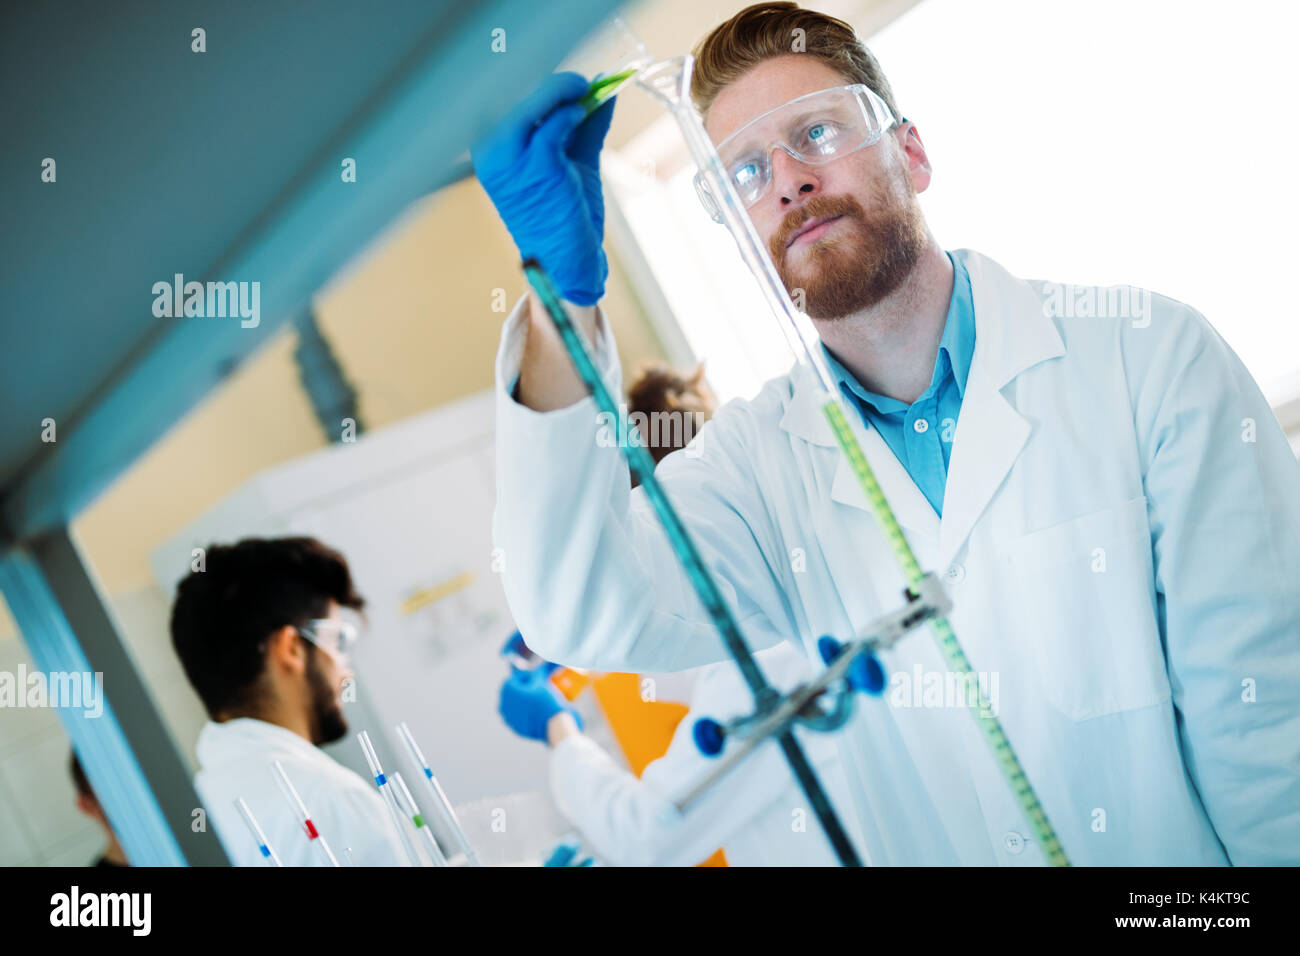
[{"xmin": 608, "ymin": 0, "xmax": 1300, "ymax": 410}]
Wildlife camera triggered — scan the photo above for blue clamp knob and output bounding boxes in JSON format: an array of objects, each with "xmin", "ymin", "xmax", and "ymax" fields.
[
  {"xmin": 817, "ymin": 635, "xmax": 844, "ymax": 665},
  {"xmin": 693, "ymin": 717, "xmax": 726, "ymax": 756},
  {"xmin": 818, "ymin": 635, "xmax": 887, "ymax": 695},
  {"xmin": 853, "ymin": 653, "xmax": 887, "ymax": 695}
]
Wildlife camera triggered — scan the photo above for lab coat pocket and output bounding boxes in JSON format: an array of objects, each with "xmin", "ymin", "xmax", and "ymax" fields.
[{"xmin": 1006, "ymin": 495, "xmax": 1171, "ymax": 721}]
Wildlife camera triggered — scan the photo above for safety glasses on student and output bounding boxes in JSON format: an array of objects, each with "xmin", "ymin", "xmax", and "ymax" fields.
[
  {"xmin": 298, "ymin": 612, "xmax": 363, "ymax": 660},
  {"xmin": 694, "ymin": 84, "xmax": 899, "ymax": 223}
]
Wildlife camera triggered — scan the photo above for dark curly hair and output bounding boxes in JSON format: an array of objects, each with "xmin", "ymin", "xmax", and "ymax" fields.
[{"xmin": 170, "ymin": 537, "xmax": 364, "ymax": 718}]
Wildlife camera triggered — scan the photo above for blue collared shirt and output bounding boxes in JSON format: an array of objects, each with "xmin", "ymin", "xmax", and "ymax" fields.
[{"xmin": 821, "ymin": 251, "xmax": 976, "ymax": 517}]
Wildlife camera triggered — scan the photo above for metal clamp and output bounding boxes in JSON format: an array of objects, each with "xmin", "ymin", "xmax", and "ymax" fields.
[{"xmin": 675, "ymin": 573, "xmax": 951, "ymax": 813}]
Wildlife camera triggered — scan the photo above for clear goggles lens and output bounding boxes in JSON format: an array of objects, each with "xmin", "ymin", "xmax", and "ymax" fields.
[
  {"xmin": 694, "ymin": 84, "xmax": 897, "ymax": 222},
  {"xmin": 299, "ymin": 611, "xmax": 363, "ymax": 658}
]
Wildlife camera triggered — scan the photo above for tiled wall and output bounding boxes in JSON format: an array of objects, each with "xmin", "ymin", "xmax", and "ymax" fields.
[
  {"xmin": 0, "ymin": 632, "xmax": 103, "ymax": 866},
  {"xmin": 0, "ymin": 584, "xmax": 208, "ymax": 866}
]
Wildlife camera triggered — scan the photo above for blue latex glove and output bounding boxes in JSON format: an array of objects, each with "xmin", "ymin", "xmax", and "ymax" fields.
[
  {"xmin": 542, "ymin": 842, "xmax": 595, "ymax": 867},
  {"xmin": 498, "ymin": 666, "xmax": 582, "ymax": 742},
  {"xmin": 470, "ymin": 72, "xmax": 616, "ymax": 306}
]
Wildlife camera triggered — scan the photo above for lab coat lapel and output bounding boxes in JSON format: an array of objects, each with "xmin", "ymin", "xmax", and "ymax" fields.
[
  {"xmin": 778, "ymin": 250, "xmax": 1065, "ymax": 572},
  {"xmin": 830, "ymin": 420, "xmax": 940, "ymax": 542},
  {"xmin": 936, "ymin": 250, "xmax": 1066, "ymax": 570},
  {"xmin": 936, "ymin": 366, "xmax": 1029, "ymax": 572},
  {"xmin": 779, "ymin": 362, "xmax": 941, "ymax": 542}
]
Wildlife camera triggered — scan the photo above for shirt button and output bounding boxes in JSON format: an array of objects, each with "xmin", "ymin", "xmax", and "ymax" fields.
[
  {"xmin": 913, "ymin": 418, "xmax": 929, "ymax": 434},
  {"xmin": 946, "ymin": 564, "xmax": 965, "ymax": 583},
  {"xmin": 1003, "ymin": 831, "xmax": 1026, "ymax": 854}
]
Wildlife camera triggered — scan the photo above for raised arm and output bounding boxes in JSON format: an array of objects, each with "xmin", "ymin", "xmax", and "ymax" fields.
[
  {"xmin": 491, "ymin": 296, "xmax": 795, "ymax": 672},
  {"xmin": 473, "ymin": 74, "xmax": 796, "ymax": 673}
]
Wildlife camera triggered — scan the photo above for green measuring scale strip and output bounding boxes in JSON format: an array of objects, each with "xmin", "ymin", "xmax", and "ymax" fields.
[{"xmin": 822, "ymin": 399, "xmax": 1071, "ymax": 867}]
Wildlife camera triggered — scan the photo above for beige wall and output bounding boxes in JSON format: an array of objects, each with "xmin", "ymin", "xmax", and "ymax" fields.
[{"xmin": 74, "ymin": 178, "xmax": 665, "ymax": 599}]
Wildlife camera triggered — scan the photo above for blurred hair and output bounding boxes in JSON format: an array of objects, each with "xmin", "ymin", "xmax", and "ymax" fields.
[
  {"xmin": 170, "ymin": 537, "xmax": 364, "ymax": 718},
  {"xmin": 70, "ymin": 752, "xmax": 94, "ymax": 800},
  {"xmin": 626, "ymin": 361, "xmax": 717, "ymax": 466}
]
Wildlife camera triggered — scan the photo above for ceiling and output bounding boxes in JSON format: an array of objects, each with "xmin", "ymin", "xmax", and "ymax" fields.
[{"xmin": 0, "ymin": 0, "xmax": 624, "ymax": 543}]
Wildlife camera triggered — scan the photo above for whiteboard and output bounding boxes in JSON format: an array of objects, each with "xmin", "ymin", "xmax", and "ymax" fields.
[{"xmin": 152, "ymin": 391, "xmax": 562, "ymax": 813}]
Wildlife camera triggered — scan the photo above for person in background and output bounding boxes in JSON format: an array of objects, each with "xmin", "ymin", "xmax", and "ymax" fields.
[
  {"xmin": 70, "ymin": 752, "xmax": 129, "ymax": 868},
  {"xmin": 625, "ymin": 360, "xmax": 717, "ymax": 466},
  {"xmin": 497, "ymin": 364, "xmax": 859, "ymax": 866},
  {"xmin": 501, "ymin": 641, "xmax": 856, "ymax": 866},
  {"xmin": 171, "ymin": 536, "xmax": 408, "ymax": 866}
]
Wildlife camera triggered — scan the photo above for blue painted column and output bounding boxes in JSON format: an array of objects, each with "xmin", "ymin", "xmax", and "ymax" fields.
[{"xmin": 0, "ymin": 529, "xmax": 229, "ymax": 865}]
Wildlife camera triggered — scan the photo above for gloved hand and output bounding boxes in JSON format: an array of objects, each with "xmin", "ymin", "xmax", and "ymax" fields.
[
  {"xmin": 470, "ymin": 72, "xmax": 616, "ymax": 306},
  {"xmin": 498, "ymin": 665, "xmax": 583, "ymax": 742}
]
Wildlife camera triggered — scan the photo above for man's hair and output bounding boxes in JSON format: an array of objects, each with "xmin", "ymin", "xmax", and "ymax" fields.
[
  {"xmin": 627, "ymin": 362, "xmax": 717, "ymax": 465},
  {"xmin": 691, "ymin": 2, "xmax": 901, "ymax": 121},
  {"xmin": 70, "ymin": 752, "xmax": 94, "ymax": 800},
  {"xmin": 170, "ymin": 537, "xmax": 364, "ymax": 718}
]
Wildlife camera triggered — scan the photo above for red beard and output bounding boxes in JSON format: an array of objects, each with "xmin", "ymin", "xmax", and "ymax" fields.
[{"xmin": 768, "ymin": 171, "xmax": 928, "ymax": 319}]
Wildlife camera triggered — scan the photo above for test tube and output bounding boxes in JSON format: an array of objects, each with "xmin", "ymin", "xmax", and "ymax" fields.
[
  {"xmin": 568, "ymin": 14, "xmax": 652, "ymax": 114},
  {"xmin": 636, "ymin": 55, "xmax": 837, "ymax": 393},
  {"xmin": 391, "ymin": 771, "xmax": 448, "ymax": 867},
  {"xmin": 234, "ymin": 797, "xmax": 282, "ymax": 867},
  {"xmin": 397, "ymin": 721, "xmax": 482, "ymax": 866},
  {"xmin": 357, "ymin": 730, "xmax": 425, "ymax": 867},
  {"xmin": 271, "ymin": 760, "xmax": 340, "ymax": 866}
]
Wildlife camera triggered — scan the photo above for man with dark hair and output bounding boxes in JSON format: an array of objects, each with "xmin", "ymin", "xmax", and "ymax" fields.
[
  {"xmin": 70, "ymin": 752, "xmax": 129, "ymax": 867},
  {"xmin": 171, "ymin": 536, "xmax": 407, "ymax": 866}
]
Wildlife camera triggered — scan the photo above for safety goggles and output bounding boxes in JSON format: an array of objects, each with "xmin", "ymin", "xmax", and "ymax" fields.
[
  {"xmin": 694, "ymin": 84, "xmax": 899, "ymax": 223},
  {"xmin": 298, "ymin": 611, "xmax": 363, "ymax": 660}
]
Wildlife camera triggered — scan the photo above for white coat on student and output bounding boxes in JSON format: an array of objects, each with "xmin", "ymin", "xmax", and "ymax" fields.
[
  {"xmin": 551, "ymin": 642, "xmax": 858, "ymax": 866},
  {"xmin": 195, "ymin": 717, "xmax": 409, "ymax": 866}
]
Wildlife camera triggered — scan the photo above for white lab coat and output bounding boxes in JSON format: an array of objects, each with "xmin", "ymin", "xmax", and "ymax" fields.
[
  {"xmin": 194, "ymin": 718, "xmax": 409, "ymax": 866},
  {"xmin": 494, "ymin": 248, "xmax": 1300, "ymax": 866},
  {"xmin": 550, "ymin": 642, "xmax": 858, "ymax": 866}
]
